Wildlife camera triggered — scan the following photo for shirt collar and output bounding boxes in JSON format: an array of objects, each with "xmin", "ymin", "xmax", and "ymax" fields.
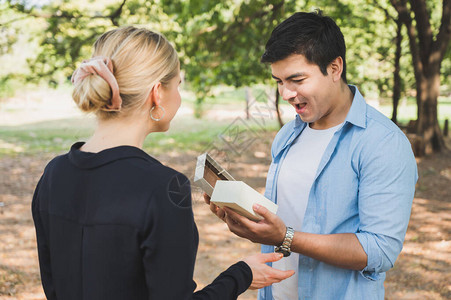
[
  {"xmin": 271, "ymin": 85, "xmax": 368, "ymax": 158},
  {"xmin": 345, "ymin": 85, "xmax": 367, "ymax": 129},
  {"xmin": 68, "ymin": 142, "xmax": 160, "ymax": 169},
  {"xmin": 292, "ymin": 85, "xmax": 366, "ymax": 130},
  {"xmin": 294, "ymin": 114, "xmax": 304, "ymax": 129}
]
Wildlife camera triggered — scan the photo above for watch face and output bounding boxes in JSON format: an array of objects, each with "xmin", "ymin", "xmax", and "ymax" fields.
[
  {"xmin": 275, "ymin": 248, "xmax": 291, "ymax": 257},
  {"xmin": 280, "ymin": 249, "xmax": 291, "ymax": 257}
]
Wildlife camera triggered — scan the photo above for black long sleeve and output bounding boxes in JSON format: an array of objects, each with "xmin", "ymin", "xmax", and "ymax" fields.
[
  {"xmin": 141, "ymin": 173, "xmax": 252, "ymax": 299},
  {"xmin": 31, "ymin": 142, "xmax": 252, "ymax": 300},
  {"xmin": 32, "ymin": 177, "xmax": 57, "ymax": 300}
]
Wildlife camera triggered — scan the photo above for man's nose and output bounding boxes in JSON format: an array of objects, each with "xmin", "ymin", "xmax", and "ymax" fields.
[{"xmin": 280, "ymin": 86, "xmax": 297, "ymax": 101}]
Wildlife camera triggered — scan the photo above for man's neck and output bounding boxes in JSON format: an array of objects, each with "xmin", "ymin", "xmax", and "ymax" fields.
[{"xmin": 310, "ymin": 83, "xmax": 353, "ymax": 130}]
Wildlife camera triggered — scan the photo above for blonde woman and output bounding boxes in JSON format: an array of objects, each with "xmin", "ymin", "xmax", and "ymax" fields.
[{"xmin": 31, "ymin": 26, "xmax": 293, "ymax": 300}]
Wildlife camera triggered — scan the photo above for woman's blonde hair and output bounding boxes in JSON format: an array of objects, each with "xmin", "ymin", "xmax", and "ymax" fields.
[{"xmin": 72, "ymin": 26, "xmax": 179, "ymax": 119}]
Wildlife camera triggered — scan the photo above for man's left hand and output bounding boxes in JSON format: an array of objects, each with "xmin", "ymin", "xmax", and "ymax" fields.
[{"xmin": 223, "ymin": 204, "xmax": 287, "ymax": 246}]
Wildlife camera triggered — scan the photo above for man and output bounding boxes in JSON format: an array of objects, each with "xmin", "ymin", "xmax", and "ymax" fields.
[{"xmin": 205, "ymin": 11, "xmax": 418, "ymax": 300}]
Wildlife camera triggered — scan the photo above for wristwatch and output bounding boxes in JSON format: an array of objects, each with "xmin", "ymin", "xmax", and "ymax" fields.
[{"xmin": 275, "ymin": 227, "xmax": 295, "ymax": 257}]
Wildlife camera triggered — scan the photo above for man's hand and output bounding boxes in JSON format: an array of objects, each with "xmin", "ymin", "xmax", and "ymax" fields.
[
  {"xmin": 223, "ymin": 203, "xmax": 286, "ymax": 246},
  {"xmin": 204, "ymin": 193, "xmax": 286, "ymax": 246},
  {"xmin": 203, "ymin": 196, "xmax": 368, "ymax": 271},
  {"xmin": 242, "ymin": 252, "xmax": 295, "ymax": 290},
  {"xmin": 203, "ymin": 193, "xmax": 227, "ymax": 222}
]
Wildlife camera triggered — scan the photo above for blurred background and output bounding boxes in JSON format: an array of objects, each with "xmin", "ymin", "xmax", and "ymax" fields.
[{"xmin": 0, "ymin": 0, "xmax": 450, "ymax": 299}]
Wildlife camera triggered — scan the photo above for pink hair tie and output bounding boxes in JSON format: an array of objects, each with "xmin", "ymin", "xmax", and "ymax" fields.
[{"xmin": 71, "ymin": 56, "xmax": 122, "ymax": 111}]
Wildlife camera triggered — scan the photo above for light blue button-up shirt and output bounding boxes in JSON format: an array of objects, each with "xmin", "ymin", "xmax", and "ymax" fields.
[{"xmin": 259, "ymin": 86, "xmax": 418, "ymax": 300}]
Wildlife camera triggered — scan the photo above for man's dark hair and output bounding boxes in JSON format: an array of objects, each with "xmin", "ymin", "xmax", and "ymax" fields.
[{"xmin": 261, "ymin": 10, "xmax": 347, "ymax": 83}]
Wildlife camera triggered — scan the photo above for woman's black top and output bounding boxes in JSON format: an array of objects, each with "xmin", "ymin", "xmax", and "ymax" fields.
[{"xmin": 32, "ymin": 142, "xmax": 252, "ymax": 300}]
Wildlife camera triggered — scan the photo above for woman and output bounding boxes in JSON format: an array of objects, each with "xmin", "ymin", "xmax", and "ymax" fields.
[{"xmin": 31, "ymin": 26, "xmax": 293, "ymax": 300}]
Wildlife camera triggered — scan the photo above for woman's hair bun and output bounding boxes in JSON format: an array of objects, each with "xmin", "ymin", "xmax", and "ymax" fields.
[
  {"xmin": 71, "ymin": 26, "xmax": 179, "ymax": 119},
  {"xmin": 72, "ymin": 71, "xmax": 114, "ymax": 113}
]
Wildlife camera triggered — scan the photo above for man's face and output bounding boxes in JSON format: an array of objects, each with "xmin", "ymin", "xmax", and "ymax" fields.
[{"xmin": 271, "ymin": 54, "xmax": 339, "ymax": 129}]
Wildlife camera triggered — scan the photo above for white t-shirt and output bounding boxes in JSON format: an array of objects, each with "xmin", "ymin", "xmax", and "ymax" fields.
[{"xmin": 272, "ymin": 122, "xmax": 343, "ymax": 300}]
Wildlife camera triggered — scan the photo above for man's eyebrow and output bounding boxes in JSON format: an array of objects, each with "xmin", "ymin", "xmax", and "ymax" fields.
[{"xmin": 272, "ymin": 72, "xmax": 306, "ymax": 81}]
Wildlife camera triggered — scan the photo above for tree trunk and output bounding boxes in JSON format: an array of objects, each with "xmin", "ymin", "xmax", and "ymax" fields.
[
  {"xmin": 275, "ymin": 88, "xmax": 284, "ymax": 128},
  {"xmin": 390, "ymin": 0, "xmax": 451, "ymax": 156},
  {"xmin": 416, "ymin": 67, "xmax": 446, "ymax": 155},
  {"xmin": 444, "ymin": 119, "xmax": 449, "ymax": 137},
  {"xmin": 392, "ymin": 19, "xmax": 403, "ymax": 124},
  {"xmin": 245, "ymin": 87, "xmax": 251, "ymax": 120}
]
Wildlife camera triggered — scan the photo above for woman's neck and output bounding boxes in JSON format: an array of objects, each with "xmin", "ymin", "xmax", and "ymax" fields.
[{"xmin": 81, "ymin": 116, "xmax": 149, "ymax": 153}]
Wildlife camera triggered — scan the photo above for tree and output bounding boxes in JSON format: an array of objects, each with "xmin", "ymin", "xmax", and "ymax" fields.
[
  {"xmin": 372, "ymin": 0, "xmax": 405, "ymax": 124},
  {"xmin": 4, "ymin": 0, "xmax": 144, "ymax": 86},
  {"xmin": 389, "ymin": 0, "xmax": 451, "ymax": 155},
  {"xmin": 6, "ymin": 0, "xmax": 292, "ymax": 122},
  {"xmin": 3, "ymin": 0, "xmax": 450, "ymax": 155},
  {"xmin": 0, "ymin": 2, "xmax": 36, "ymax": 97},
  {"xmin": 163, "ymin": 0, "xmax": 293, "ymax": 121}
]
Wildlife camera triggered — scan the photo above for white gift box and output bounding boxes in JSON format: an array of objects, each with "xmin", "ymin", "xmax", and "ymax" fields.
[
  {"xmin": 193, "ymin": 153, "xmax": 235, "ymax": 197},
  {"xmin": 210, "ymin": 181, "xmax": 278, "ymax": 222},
  {"xmin": 194, "ymin": 152, "xmax": 278, "ymax": 221}
]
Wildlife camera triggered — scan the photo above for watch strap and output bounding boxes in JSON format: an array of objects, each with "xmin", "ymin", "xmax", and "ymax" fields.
[{"xmin": 275, "ymin": 226, "xmax": 294, "ymax": 257}]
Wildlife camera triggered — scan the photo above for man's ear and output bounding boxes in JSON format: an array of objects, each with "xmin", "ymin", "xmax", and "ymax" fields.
[
  {"xmin": 148, "ymin": 82, "xmax": 162, "ymax": 106},
  {"xmin": 328, "ymin": 57, "xmax": 344, "ymax": 82}
]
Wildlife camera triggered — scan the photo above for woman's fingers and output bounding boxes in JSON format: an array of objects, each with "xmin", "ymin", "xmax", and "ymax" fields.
[{"xmin": 243, "ymin": 253, "xmax": 295, "ymax": 290}]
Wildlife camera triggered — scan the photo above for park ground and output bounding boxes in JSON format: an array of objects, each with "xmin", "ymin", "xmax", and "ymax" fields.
[{"xmin": 0, "ymin": 88, "xmax": 450, "ymax": 299}]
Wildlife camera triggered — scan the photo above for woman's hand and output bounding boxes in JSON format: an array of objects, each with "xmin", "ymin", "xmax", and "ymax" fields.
[{"xmin": 243, "ymin": 253, "xmax": 295, "ymax": 290}]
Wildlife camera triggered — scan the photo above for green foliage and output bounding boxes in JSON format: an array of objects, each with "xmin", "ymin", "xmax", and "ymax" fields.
[
  {"xmin": 0, "ymin": 6, "xmax": 19, "ymax": 55},
  {"xmin": 442, "ymin": 45, "xmax": 451, "ymax": 84},
  {"xmin": 164, "ymin": 0, "xmax": 292, "ymax": 102},
  {"xmin": 17, "ymin": 1, "xmax": 117, "ymax": 85},
  {"xmin": 1, "ymin": 0, "xmax": 450, "ymax": 112},
  {"xmin": 0, "ymin": 2, "xmax": 47, "ymax": 97}
]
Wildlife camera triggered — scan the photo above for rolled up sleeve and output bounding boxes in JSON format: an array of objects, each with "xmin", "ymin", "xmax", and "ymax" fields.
[{"xmin": 355, "ymin": 131, "xmax": 417, "ymax": 280}]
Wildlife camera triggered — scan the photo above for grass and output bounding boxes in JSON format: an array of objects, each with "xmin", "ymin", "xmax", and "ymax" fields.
[
  {"xmin": 143, "ymin": 117, "xmax": 236, "ymax": 155},
  {"xmin": 377, "ymin": 96, "xmax": 451, "ymax": 128},
  {"xmin": 0, "ymin": 118, "xmax": 94, "ymax": 156},
  {"xmin": 0, "ymin": 88, "xmax": 450, "ymax": 158},
  {"xmin": 0, "ymin": 112, "xmax": 282, "ymax": 157}
]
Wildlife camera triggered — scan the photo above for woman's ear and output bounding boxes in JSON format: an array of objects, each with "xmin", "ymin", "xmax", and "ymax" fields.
[
  {"xmin": 328, "ymin": 57, "xmax": 344, "ymax": 82},
  {"xmin": 148, "ymin": 82, "xmax": 162, "ymax": 106}
]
